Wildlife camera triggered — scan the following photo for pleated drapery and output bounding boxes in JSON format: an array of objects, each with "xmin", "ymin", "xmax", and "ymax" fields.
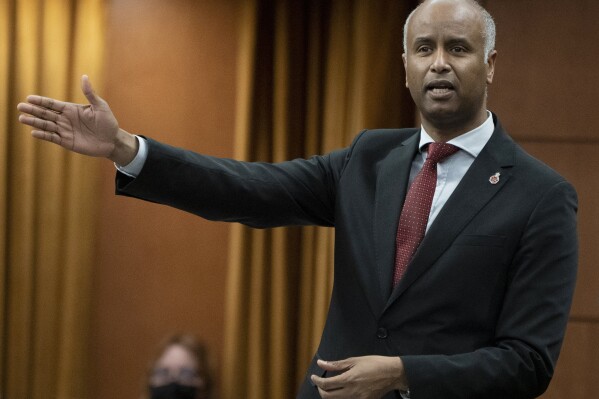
[
  {"xmin": 0, "ymin": 1, "xmax": 105, "ymax": 398},
  {"xmin": 222, "ymin": 1, "xmax": 416, "ymax": 398}
]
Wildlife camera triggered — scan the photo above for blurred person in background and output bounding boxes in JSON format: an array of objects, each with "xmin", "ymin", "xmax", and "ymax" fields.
[{"xmin": 145, "ymin": 333, "xmax": 213, "ymax": 399}]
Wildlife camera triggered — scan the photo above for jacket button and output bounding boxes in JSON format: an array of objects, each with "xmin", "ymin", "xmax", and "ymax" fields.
[{"xmin": 376, "ymin": 327, "xmax": 388, "ymax": 339}]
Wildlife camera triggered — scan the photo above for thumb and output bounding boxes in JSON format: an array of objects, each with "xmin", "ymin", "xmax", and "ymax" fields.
[
  {"xmin": 317, "ymin": 358, "xmax": 352, "ymax": 372},
  {"xmin": 80, "ymin": 74, "xmax": 105, "ymax": 107}
]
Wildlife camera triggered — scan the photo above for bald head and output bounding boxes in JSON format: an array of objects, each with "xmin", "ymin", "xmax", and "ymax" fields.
[{"xmin": 403, "ymin": 0, "xmax": 496, "ymax": 61}]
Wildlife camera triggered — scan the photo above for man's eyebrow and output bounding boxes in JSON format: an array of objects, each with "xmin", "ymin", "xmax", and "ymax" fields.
[
  {"xmin": 411, "ymin": 36, "xmax": 475, "ymax": 49},
  {"xmin": 446, "ymin": 37, "xmax": 473, "ymax": 47},
  {"xmin": 412, "ymin": 36, "xmax": 434, "ymax": 46}
]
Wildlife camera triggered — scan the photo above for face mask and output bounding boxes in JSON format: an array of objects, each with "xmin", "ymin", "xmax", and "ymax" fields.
[{"xmin": 149, "ymin": 382, "xmax": 198, "ymax": 399}]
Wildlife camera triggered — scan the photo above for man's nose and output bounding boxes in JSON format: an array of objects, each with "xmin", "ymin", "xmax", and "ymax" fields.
[{"xmin": 430, "ymin": 49, "xmax": 451, "ymax": 73}]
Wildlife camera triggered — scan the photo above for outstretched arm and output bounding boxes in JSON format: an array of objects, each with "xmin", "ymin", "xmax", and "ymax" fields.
[{"xmin": 17, "ymin": 75, "xmax": 138, "ymax": 166}]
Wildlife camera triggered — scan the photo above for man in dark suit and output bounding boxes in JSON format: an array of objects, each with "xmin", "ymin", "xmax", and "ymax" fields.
[{"xmin": 17, "ymin": 0, "xmax": 577, "ymax": 398}]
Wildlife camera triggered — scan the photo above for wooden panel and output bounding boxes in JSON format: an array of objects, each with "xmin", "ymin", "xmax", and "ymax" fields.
[
  {"xmin": 484, "ymin": 2, "xmax": 599, "ymax": 396},
  {"xmin": 487, "ymin": 0, "xmax": 599, "ymax": 141},
  {"xmin": 541, "ymin": 321, "xmax": 599, "ymax": 398},
  {"xmin": 521, "ymin": 142, "xmax": 599, "ymax": 319},
  {"xmin": 91, "ymin": 1, "xmax": 240, "ymax": 399}
]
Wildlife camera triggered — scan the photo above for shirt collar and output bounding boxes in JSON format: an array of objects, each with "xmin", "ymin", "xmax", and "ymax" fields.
[{"xmin": 418, "ymin": 111, "xmax": 495, "ymax": 158}]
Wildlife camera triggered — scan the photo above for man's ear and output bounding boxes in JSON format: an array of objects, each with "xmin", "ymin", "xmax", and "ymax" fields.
[
  {"xmin": 402, "ymin": 53, "xmax": 409, "ymax": 88},
  {"xmin": 486, "ymin": 50, "xmax": 497, "ymax": 84}
]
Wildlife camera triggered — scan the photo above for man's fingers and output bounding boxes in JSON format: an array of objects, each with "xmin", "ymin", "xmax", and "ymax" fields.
[
  {"xmin": 17, "ymin": 103, "xmax": 59, "ymax": 122},
  {"xmin": 25, "ymin": 95, "xmax": 67, "ymax": 112},
  {"xmin": 317, "ymin": 359, "xmax": 351, "ymax": 371},
  {"xmin": 317, "ymin": 386, "xmax": 344, "ymax": 398},
  {"xmin": 311, "ymin": 358, "xmax": 355, "ymax": 395},
  {"xmin": 19, "ymin": 114, "xmax": 58, "ymax": 133},
  {"xmin": 311, "ymin": 374, "xmax": 345, "ymax": 392},
  {"xmin": 81, "ymin": 74, "xmax": 105, "ymax": 107},
  {"xmin": 32, "ymin": 130, "xmax": 63, "ymax": 145}
]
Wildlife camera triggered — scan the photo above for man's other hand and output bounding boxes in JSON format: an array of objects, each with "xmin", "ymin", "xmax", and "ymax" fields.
[{"xmin": 310, "ymin": 355, "xmax": 408, "ymax": 399}]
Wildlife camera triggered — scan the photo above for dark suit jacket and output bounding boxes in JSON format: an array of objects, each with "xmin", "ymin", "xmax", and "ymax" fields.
[{"xmin": 116, "ymin": 115, "xmax": 578, "ymax": 399}]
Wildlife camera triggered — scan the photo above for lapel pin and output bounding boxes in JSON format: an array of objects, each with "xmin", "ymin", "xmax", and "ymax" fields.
[{"xmin": 489, "ymin": 172, "xmax": 500, "ymax": 185}]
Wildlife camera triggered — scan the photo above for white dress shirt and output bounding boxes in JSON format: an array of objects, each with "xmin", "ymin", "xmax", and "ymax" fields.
[
  {"xmin": 115, "ymin": 135, "xmax": 148, "ymax": 177},
  {"xmin": 410, "ymin": 111, "xmax": 495, "ymax": 232}
]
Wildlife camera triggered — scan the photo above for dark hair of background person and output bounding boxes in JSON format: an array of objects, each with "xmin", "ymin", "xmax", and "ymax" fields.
[{"xmin": 141, "ymin": 333, "xmax": 214, "ymax": 399}]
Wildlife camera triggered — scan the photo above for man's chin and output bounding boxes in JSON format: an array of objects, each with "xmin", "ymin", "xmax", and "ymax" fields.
[
  {"xmin": 421, "ymin": 107, "xmax": 462, "ymax": 126},
  {"xmin": 419, "ymin": 106, "xmax": 488, "ymax": 137}
]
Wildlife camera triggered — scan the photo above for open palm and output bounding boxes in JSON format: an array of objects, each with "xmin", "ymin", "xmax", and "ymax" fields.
[{"xmin": 17, "ymin": 75, "xmax": 119, "ymax": 158}]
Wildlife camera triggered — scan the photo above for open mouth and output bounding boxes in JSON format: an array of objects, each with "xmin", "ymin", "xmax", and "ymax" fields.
[{"xmin": 425, "ymin": 80, "xmax": 455, "ymax": 95}]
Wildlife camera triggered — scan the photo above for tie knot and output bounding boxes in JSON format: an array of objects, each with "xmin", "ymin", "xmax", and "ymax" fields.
[{"xmin": 426, "ymin": 142, "xmax": 459, "ymax": 164}]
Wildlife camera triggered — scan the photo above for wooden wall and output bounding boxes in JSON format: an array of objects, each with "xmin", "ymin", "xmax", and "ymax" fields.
[
  {"xmin": 487, "ymin": 1, "xmax": 599, "ymax": 397},
  {"xmin": 91, "ymin": 0, "xmax": 598, "ymax": 398},
  {"xmin": 91, "ymin": 1, "xmax": 239, "ymax": 398}
]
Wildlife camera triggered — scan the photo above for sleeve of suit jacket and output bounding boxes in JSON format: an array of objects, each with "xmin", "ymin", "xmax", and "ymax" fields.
[{"xmin": 115, "ymin": 137, "xmax": 352, "ymax": 228}]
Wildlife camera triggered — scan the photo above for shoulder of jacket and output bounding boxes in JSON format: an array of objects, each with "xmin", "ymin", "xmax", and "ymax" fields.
[
  {"xmin": 350, "ymin": 128, "xmax": 419, "ymax": 148},
  {"xmin": 512, "ymin": 144, "xmax": 571, "ymax": 187}
]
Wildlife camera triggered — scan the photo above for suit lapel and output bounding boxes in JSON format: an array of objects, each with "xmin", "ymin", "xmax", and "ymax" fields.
[
  {"xmin": 385, "ymin": 121, "xmax": 517, "ymax": 309},
  {"xmin": 373, "ymin": 132, "xmax": 420, "ymax": 304}
]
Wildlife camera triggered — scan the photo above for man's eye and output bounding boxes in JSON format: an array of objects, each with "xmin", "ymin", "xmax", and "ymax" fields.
[
  {"xmin": 417, "ymin": 46, "xmax": 432, "ymax": 53},
  {"xmin": 451, "ymin": 46, "xmax": 467, "ymax": 53}
]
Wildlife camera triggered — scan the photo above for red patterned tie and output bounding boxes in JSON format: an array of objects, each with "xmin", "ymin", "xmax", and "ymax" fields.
[{"xmin": 392, "ymin": 142, "xmax": 459, "ymax": 287}]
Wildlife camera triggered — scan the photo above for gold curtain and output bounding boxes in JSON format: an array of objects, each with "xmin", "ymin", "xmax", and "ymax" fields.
[
  {"xmin": 0, "ymin": 1, "xmax": 105, "ymax": 398},
  {"xmin": 222, "ymin": 1, "xmax": 416, "ymax": 398}
]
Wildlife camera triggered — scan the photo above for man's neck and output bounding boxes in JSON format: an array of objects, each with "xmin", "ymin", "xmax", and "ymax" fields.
[{"xmin": 420, "ymin": 110, "xmax": 489, "ymax": 142}]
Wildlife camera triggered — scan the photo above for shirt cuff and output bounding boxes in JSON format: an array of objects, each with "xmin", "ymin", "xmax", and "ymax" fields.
[{"xmin": 114, "ymin": 135, "xmax": 148, "ymax": 178}]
